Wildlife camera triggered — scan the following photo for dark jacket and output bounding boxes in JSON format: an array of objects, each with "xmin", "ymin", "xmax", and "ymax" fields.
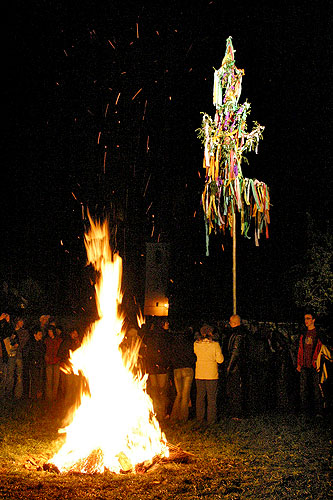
[
  {"xmin": 144, "ymin": 327, "xmax": 171, "ymax": 374},
  {"xmin": 28, "ymin": 337, "xmax": 46, "ymax": 367},
  {"xmin": 170, "ymin": 331, "xmax": 196, "ymax": 370},
  {"xmin": 227, "ymin": 325, "xmax": 247, "ymax": 373}
]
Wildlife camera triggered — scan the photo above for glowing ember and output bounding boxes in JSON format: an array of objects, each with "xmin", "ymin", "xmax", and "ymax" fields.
[{"xmin": 49, "ymin": 215, "xmax": 169, "ymax": 473}]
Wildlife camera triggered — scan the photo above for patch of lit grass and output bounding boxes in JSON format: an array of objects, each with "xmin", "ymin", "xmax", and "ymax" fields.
[{"xmin": 0, "ymin": 400, "xmax": 332, "ymax": 500}]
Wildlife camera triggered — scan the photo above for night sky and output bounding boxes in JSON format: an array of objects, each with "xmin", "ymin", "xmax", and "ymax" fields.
[{"xmin": 2, "ymin": 1, "xmax": 332, "ymax": 322}]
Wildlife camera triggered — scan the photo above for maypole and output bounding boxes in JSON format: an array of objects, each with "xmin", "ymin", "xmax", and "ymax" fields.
[{"xmin": 197, "ymin": 37, "xmax": 270, "ymax": 315}]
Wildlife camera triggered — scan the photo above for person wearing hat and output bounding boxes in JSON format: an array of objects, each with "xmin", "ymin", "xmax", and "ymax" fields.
[{"xmin": 194, "ymin": 324, "xmax": 224, "ymax": 424}]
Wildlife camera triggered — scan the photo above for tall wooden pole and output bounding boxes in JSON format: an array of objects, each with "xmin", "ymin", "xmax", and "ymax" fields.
[
  {"xmin": 232, "ymin": 209, "xmax": 236, "ymax": 315},
  {"xmin": 197, "ymin": 38, "xmax": 269, "ymax": 318}
]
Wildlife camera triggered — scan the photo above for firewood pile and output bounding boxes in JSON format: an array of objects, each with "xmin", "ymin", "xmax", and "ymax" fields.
[
  {"xmin": 135, "ymin": 443, "xmax": 194, "ymax": 474},
  {"xmin": 24, "ymin": 443, "xmax": 194, "ymax": 474}
]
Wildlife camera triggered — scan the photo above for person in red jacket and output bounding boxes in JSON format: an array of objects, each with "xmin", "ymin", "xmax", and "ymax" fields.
[{"xmin": 297, "ymin": 312, "xmax": 323, "ymax": 416}]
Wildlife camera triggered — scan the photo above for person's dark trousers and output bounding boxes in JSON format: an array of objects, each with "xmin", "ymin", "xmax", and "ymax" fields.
[
  {"xmin": 300, "ymin": 367, "xmax": 323, "ymax": 415},
  {"xmin": 196, "ymin": 379, "xmax": 218, "ymax": 424},
  {"xmin": 226, "ymin": 367, "xmax": 243, "ymax": 417}
]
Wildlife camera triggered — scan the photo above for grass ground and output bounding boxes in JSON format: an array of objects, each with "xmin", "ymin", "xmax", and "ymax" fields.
[{"xmin": 0, "ymin": 400, "xmax": 332, "ymax": 500}]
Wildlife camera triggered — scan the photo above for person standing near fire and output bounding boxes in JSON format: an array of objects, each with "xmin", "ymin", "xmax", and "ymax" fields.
[
  {"xmin": 58, "ymin": 328, "xmax": 82, "ymax": 409},
  {"xmin": 144, "ymin": 318, "xmax": 171, "ymax": 422},
  {"xmin": 194, "ymin": 324, "xmax": 224, "ymax": 425},
  {"xmin": 170, "ymin": 326, "xmax": 197, "ymax": 423},
  {"xmin": 297, "ymin": 311, "xmax": 323, "ymax": 416}
]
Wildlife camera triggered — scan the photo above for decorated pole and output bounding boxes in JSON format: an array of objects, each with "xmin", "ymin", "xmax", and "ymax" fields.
[
  {"xmin": 197, "ymin": 36, "xmax": 270, "ymax": 315},
  {"xmin": 232, "ymin": 210, "xmax": 236, "ymax": 314}
]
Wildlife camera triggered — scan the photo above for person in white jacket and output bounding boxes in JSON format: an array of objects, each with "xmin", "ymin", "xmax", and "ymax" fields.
[{"xmin": 194, "ymin": 324, "xmax": 224, "ymax": 424}]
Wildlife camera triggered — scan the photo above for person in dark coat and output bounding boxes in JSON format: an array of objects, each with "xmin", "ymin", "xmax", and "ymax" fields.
[
  {"xmin": 1, "ymin": 313, "xmax": 20, "ymax": 399},
  {"xmin": 170, "ymin": 327, "xmax": 197, "ymax": 423},
  {"xmin": 44, "ymin": 325, "xmax": 62, "ymax": 402},
  {"xmin": 13, "ymin": 317, "xmax": 30, "ymax": 399},
  {"xmin": 57, "ymin": 328, "xmax": 82, "ymax": 409},
  {"xmin": 144, "ymin": 318, "xmax": 171, "ymax": 421},
  {"xmin": 226, "ymin": 314, "xmax": 248, "ymax": 418},
  {"xmin": 28, "ymin": 328, "xmax": 46, "ymax": 400}
]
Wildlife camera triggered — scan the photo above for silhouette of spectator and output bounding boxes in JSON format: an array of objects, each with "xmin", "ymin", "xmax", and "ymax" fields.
[
  {"xmin": 44, "ymin": 325, "xmax": 62, "ymax": 402},
  {"xmin": 58, "ymin": 328, "xmax": 82, "ymax": 411},
  {"xmin": 28, "ymin": 328, "xmax": 46, "ymax": 400},
  {"xmin": 14, "ymin": 317, "xmax": 30, "ymax": 399},
  {"xmin": 1, "ymin": 313, "xmax": 22, "ymax": 399},
  {"xmin": 144, "ymin": 318, "xmax": 171, "ymax": 422},
  {"xmin": 246, "ymin": 323, "xmax": 275, "ymax": 414},
  {"xmin": 226, "ymin": 314, "xmax": 248, "ymax": 418},
  {"xmin": 268, "ymin": 326, "xmax": 296, "ymax": 412},
  {"xmin": 170, "ymin": 327, "xmax": 196, "ymax": 423}
]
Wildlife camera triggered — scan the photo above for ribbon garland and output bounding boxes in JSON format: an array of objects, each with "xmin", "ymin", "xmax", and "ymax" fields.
[{"xmin": 197, "ymin": 37, "xmax": 270, "ymax": 251}]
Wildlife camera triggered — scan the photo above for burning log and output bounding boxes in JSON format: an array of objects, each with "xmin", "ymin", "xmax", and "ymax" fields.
[
  {"xmin": 26, "ymin": 442, "xmax": 194, "ymax": 474},
  {"xmin": 135, "ymin": 443, "xmax": 194, "ymax": 474},
  {"xmin": 24, "ymin": 454, "xmax": 51, "ymax": 471},
  {"xmin": 164, "ymin": 442, "xmax": 194, "ymax": 463},
  {"xmin": 43, "ymin": 462, "xmax": 60, "ymax": 474}
]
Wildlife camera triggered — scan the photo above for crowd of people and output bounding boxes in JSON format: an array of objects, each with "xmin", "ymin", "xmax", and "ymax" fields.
[
  {"xmin": 0, "ymin": 309, "xmax": 332, "ymax": 426},
  {"xmin": 129, "ymin": 311, "xmax": 332, "ymax": 425},
  {"xmin": 0, "ymin": 313, "xmax": 82, "ymax": 413}
]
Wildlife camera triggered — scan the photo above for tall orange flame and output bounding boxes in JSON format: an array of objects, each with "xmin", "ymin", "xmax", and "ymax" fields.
[{"xmin": 49, "ymin": 216, "xmax": 168, "ymax": 473}]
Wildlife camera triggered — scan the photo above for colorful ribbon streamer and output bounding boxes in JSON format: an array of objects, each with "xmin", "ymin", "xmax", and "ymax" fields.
[{"xmin": 197, "ymin": 37, "xmax": 270, "ymax": 250}]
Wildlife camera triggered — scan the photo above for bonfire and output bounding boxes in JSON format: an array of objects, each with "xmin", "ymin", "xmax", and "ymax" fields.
[{"xmin": 47, "ymin": 216, "xmax": 169, "ymax": 474}]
